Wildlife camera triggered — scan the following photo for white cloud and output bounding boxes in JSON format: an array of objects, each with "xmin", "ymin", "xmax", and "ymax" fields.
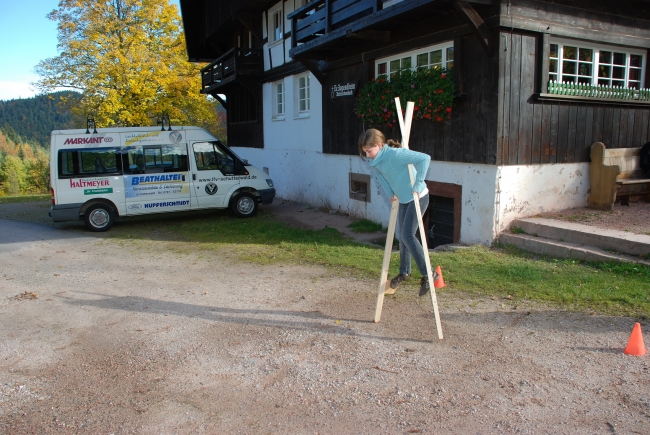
[{"xmin": 0, "ymin": 81, "xmax": 39, "ymax": 101}]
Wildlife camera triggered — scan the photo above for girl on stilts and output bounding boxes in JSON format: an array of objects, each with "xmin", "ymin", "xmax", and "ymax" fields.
[{"xmin": 359, "ymin": 128, "xmax": 432, "ymax": 296}]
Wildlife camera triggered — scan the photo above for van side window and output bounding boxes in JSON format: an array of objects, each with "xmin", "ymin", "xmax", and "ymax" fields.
[
  {"xmin": 123, "ymin": 148, "xmax": 145, "ymax": 174},
  {"xmin": 144, "ymin": 147, "xmax": 164, "ymax": 173},
  {"xmin": 162, "ymin": 145, "xmax": 188, "ymax": 172},
  {"xmin": 58, "ymin": 148, "xmax": 122, "ymax": 178},
  {"xmin": 123, "ymin": 145, "xmax": 188, "ymax": 174},
  {"xmin": 193, "ymin": 142, "xmax": 235, "ymax": 174}
]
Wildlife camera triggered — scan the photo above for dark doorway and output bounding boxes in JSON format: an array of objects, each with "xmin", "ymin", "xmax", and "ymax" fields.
[
  {"xmin": 424, "ymin": 181, "xmax": 462, "ymax": 248},
  {"xmin": 428, "ymin": 196, "xmax": 455, "ymax": 248}
]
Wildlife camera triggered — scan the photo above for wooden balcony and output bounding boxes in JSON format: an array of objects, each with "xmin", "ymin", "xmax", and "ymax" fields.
[
  {"xmin": 200, "ymin": 48, "xmax": 262, "ymax": 94},
  {"xmin": 288, "ymin": 0, "xmax": 442, "ymax": 58}
]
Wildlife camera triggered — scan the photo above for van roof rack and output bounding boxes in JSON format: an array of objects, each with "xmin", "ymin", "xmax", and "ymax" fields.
[
  {"xmin": 158, "ymin": 114, "xmax": 172, "ymax": 131},
  {"xmin": 85, "ymin": 117, "xmax": 97, "ymax": 134}
]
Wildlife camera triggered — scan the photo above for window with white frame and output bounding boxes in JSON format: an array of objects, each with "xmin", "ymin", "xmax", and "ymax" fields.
[
  {"xmin": 272, "ymin": 80, "xmax": 285, "ymax": 120},
  {"xmin": 269, "ymin": 7, "xmax": 283, "ymax": 44},
  {"xmin": 295, "ymin": 73, "xmax": 310, "ymax": 117},
  {"xmin": 376, "ymin": 42, "xmax": 454, "ymax": 77},
  {"xmin": 549, "ymin": 38, "xmax": 645, "ymax": 89}
]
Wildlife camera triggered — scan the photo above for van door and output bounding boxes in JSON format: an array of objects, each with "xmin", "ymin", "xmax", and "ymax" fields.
[
  {"xmin": 123, "ymin": 144, "xmax": 191, "ymax": 214},
  {"xmin": 190, "ymin": 141, "xmax": 240, "ymax": 208}
]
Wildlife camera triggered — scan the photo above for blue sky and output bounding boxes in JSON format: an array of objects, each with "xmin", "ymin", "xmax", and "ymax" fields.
[
  {"xmin": 0, "ymin": 0, "xmax": 180, "ymax": 101},
  {"xmin": 0, "ymin": 1, "xmax": 59, "ymax": 100}
]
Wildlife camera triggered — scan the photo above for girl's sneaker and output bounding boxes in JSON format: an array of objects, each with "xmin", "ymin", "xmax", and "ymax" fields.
[
  {"xmin": 389, "ymin": 273, "xmax": 409, "ymax": 289},
  {"xmin": 419, "ymin": 276, "xmax": 430, "ymax": 297}
]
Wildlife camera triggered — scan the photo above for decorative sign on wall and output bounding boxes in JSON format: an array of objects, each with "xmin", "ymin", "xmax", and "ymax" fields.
[{"xmin": 330, "ymin": 82, "xmax": 358, "ymax": 99}]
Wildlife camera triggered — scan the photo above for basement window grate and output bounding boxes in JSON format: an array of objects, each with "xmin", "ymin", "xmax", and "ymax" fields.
[{"xmin": 349, "ymin": 173, "xmax": 370, "ymax": 202}]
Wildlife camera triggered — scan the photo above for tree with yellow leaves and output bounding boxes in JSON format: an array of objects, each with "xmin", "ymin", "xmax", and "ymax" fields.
[{"xmin": 34, "ymin": 0, "xmax": 223, "ymax": 136}]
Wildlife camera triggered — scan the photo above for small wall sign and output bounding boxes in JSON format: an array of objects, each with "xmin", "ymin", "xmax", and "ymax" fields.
[{"xmin": 330, "ymin": 82, "xmax": 358, "ymax": 99}]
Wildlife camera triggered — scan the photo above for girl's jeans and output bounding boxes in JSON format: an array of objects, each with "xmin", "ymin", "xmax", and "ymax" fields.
[{"xmin": 397, "ymin": 193, "xmax": 430, "ymax": 277}]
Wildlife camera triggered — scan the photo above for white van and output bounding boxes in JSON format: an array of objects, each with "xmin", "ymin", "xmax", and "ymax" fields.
[{"xmin": 49, "ymin": 125, "xmax": 275, "ymax": 231}]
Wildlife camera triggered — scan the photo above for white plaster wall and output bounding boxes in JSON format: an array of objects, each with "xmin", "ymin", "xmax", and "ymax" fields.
[
  {"xmin": 233, "ymin": 139, "xmax": 591, "ymax": 246},
  {"xmin": 235, "ymin": 128, "xmax": 502, "ymax": 245},
  {"xmin": 427, "ymin": 163, "xmax": 498, "ymax": 245},
  {"xmin": 496, "ymin": 163, "xmax": 590, "ymax": 233}
]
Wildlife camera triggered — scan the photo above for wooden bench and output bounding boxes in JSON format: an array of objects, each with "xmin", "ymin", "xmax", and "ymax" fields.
[{"xmin": 587, "ymin": 142, "xmax": 650, "ymax": 210}]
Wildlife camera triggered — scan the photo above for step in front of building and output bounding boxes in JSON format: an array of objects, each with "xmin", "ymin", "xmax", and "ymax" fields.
[
  {"xmin": 510, "ymin": 218, "xmax": 650, "ymax": 258},
  {"xmin": 499, "ymin": 233, "xmax": 650, "ymax": 266}
]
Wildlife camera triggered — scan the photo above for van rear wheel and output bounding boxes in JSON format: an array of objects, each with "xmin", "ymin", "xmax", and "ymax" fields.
[
  {"xmin": 84, "ymin": 204, "xmax": 114, "ymax": 232},
  {"xmin": 230, "ymin": 192, "xmax": 258, "ymax": 218}
]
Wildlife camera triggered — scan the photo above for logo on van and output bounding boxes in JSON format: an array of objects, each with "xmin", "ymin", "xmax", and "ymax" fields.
[
  {"xmin": 70, "ymin": 179, "xmax": 110, "ymax": 188},
  {"xmin": 169, "ymin": 131, "xmax": 182, "ymax": 143},
  {"xmin": 205, "ymin": 182, "xmax": 218, "ymax": 195},
  {"xmin": 63, "ymin": 137, "xmax": 106, "ymax": 145},
  {"xmin": 131, "ymin": 174, "xmax": 183, "ymax": 185},
  {"xmin": 128, "ymin": 204, "xmax": 143, "ymax": 210}
]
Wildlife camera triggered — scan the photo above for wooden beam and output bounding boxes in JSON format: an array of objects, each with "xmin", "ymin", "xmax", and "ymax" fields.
[
  {"xmin": 362, "ymin": 24, "xmax": 471, "ymax": 62},
  {"xmin": 211, "ymin": 93, "xmax": 228, "ymax": 111},
  {"xmin": 345, "ymin": 29, "xmax": 390, "ymax": 43},
  {"xmin": 293, "ymin": 56, "xmax": 327, "ymax": 84},
  {"xmin": 539, "ymin": 32, "xmax": 550, "ymax": 94},
  {"xmin": 486, "ymin": 15, "xmax": 650, "ymax": 48},
  {"xmin": 237, "ymin": 18, "xmax": 262, "ymax": 42},
  {"xmin": 452, "ymin": 0, "xmax": 493, "ymax": 56},
  {"xmin": 238, "ymin": 80, "xmax": 259, "ymax": 100},
  {"xmin": 207, "ymin": 41, "xmax": 225, "ymax": 58}
]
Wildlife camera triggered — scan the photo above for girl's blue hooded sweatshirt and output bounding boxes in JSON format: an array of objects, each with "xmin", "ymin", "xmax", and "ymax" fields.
[{"xmin": 370, "ymin": 145, "xmax": 431, "ymax": 204}]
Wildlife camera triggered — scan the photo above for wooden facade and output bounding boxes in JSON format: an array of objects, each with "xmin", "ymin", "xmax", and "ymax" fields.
[
  {"xmin": 181, "ymin": 0, "xmax": 650, "ymax": 165},
  {"xmin": 498, "ymin": 31, "xmax": 650, "ymax": 166}
]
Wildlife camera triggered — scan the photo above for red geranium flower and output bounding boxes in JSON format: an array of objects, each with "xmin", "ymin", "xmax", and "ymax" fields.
[
  {"xmin": 441, "ymin": 74, "xmax": 446, "ymax": 79},
  {"xmin": 436, "ymin": 116, "xmax": 443, "ymax": 122},
  {"xmin": 414, "ymin": 106, "xmax": 420, "ymax": 111},
  {"xmin": 423, "ymin": 114, "xmax": 431, "ymax": 119},
  {"xmin": 446, "ymin": 107, "xmax": 452, "ymax": 113}
]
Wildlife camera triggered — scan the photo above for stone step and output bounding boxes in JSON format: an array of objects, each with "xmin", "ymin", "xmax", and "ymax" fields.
[
  {"xmin": 499, "ymin": 233, "xmax": 650, "ymax": 266},
  {"xmin": 511, "ymin": 218, "xmax": 650, "ymax": 257}
]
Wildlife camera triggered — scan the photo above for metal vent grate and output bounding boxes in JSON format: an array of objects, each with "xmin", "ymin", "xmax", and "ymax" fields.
[{"xmin": 349, "ymin": 173, "xmax": 370, "ymax": 202}]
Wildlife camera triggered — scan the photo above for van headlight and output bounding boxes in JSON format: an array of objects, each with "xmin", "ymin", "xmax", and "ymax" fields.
[{"xmin": 266, "ymin": 179, "xmax": 274, "ymax": 188}]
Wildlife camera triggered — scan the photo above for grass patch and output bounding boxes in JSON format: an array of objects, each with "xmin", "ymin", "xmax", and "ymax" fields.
[
  {"xmin": 510, "ymin": 226, "xmax": 525, "ymax": 234},
  {"xmin": 103, "ymin": 210, "xmax": 650, "ymax": 318},
  {"xmin": 347, "ymin": 218, "xmax": 383, "ymax": 233},
  {"xmin": 4, "ymin": 199, "xmax": 649, "ymax": 319},
  {"xmin": 0, "ymin": 194, "xmax": 50, "ymax": 204}
]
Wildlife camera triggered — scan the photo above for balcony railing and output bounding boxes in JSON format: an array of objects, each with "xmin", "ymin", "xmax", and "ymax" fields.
[
  {"xmin": 547, "ymin": 81, "xmax": 650, "ymax": 101},
  {"xmin": 288, "ymin": 0, "xmax": 383, "ymax": 48},
  {"xmin": 200, "ymin": 48, "xmax": 262, "ymax": 94}
]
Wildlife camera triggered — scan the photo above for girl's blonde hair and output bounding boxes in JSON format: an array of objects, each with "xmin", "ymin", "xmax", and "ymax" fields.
[{"xmin": 357, "ymin": 128, "xmax": 401, "ymax": 157}]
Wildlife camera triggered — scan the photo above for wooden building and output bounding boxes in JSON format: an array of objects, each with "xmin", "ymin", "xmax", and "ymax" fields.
[{"xmin": 180, "ymin": 0, "xmax": 650, "ymax": 245}]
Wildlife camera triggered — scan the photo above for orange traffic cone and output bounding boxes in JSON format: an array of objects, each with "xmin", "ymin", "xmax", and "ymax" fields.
[
  {"xmin": 433, "ymin": 266, "xmax": 445, "ymax": 289},
  {"xmin": 623, "ymin": 323, "xmax": 647, "ymax": 356}
]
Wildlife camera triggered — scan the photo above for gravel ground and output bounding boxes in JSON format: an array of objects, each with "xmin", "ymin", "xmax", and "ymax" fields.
[{"xmin": 0, "ymin": 201, "xmax": 649, "ymax": 434}]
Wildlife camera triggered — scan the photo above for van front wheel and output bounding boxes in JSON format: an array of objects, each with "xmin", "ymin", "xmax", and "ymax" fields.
[
  {"xmin": 84, "ymin": 204, "xmax": 115, "ymax": 232},
  {"xmin": 230, "ymin": 193, "xmax": 258, "ymax": 218}
]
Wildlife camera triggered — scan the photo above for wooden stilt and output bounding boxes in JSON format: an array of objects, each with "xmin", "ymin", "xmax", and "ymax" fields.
[
  {"xmin": 373, "ymin": 97, "xmax": 444, "ymax": 340},
  {"xmin": 374, "ymin": 200, "xmax": 398, "ymax": 322}
]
